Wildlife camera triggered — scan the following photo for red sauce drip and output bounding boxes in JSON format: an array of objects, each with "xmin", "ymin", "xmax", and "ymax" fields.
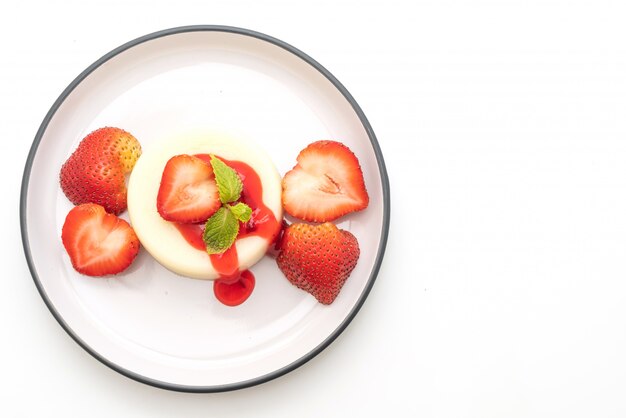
[
  {"xmin": 209, "ymin": 245, "xmax": 239, "ymax": 279},
  {"xmin": 213, "ymin": 270, "xmax": 255, "ymax": 306},
  {"xmin": 172, "ymin": 154, "xmax": 280, "ymax": 306},
  {"xmin": 174, "ymin": 223, "xmax": 205, "ymax": 251}
]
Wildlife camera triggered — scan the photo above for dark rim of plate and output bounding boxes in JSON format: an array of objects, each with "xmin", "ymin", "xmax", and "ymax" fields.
[{"xmin": 19, "ymin": 25, "xmax": 390, "ymax": 393}]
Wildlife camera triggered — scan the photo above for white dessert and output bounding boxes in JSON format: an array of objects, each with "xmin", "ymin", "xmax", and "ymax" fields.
[{"xmin": 127, "ymin": 133, "xmax": 283, "ymax": 279}]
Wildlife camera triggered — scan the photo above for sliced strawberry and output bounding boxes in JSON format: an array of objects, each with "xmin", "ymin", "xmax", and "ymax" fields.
[
  {"xmin": 61, "ymin": 203, "xmax": 140, "ymax": 277},
  {"xmin": 276, "ymin": 222, "xmax": 360, "ymax": 304},
  {"xmin": 282, "ymin": 140, "xmax": 369, "ymax": 222},
  {"xmin": 157, "ymin": 154, "xmax": 221, "ymax": 223},
  {"xmin": 60, "ymin": 127, "xmax": 141, "ymax": 215}
]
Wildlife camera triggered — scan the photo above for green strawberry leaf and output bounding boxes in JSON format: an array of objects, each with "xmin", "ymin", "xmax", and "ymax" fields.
[
  {"xmin": 210, "ymin": 155, "xmax": 243, "ymax": 204},
  {"xmin": 228, "ymin": 202, "xmax": 252, "ymax": 223},
  {"xmin": 202, "ymin": 207, "xmax": 239, "ymax": 254}
]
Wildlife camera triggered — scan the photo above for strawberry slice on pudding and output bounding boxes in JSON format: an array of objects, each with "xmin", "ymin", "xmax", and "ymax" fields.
[{"xmin": 156, "ymin": 154, "xmax": 220, "ymax": 223}]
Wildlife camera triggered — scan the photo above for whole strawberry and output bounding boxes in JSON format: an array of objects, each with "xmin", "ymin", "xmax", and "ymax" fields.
[
  {"xmin": 60, "ymin": 127, "xmax": 141, "ymax": 214},
  {"xmin": 276, "ymin": 222, "xmax": 360, "ymax": 304}
]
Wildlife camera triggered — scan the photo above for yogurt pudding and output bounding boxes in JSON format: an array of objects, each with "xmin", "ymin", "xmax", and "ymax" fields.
[{"xmin": 127, "ymin": 133, "xmax": 282, "ymax": 280}]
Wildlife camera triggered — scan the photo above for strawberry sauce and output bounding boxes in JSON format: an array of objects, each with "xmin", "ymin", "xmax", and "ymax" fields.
[
  {"xmin": 213, "ymin": 270, "xmax": 255, "ymax": 307},
  {"xmin": 173, "ymin": 155, "xmax": 279, "ymax": 306},
  {"xmin": 172, "ymin": 223, "xmax": 205, "ymax": 251}
]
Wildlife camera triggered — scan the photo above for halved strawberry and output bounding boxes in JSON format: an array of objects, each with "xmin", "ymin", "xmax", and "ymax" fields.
[
  {"xmin": 276, "ymin": 222, "xmax": 360, "ymax": 304},
  {"xmin": 61, "ymin": 203, "xmax": 140, "ymax": 277},
  {"xmin": 157, "ymin": 154, "xmax": 221, "ymax": 223},
  {"xmin": 282, "ymin": 140, "xmax": 369, "ymax": 222},
  {"xmin": 60, "ymin": 127, "xmax": 141, "ymax": 215}
]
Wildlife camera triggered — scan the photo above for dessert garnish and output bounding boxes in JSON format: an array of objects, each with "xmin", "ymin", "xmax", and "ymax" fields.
[
  {"xmin": 60, "ymin": 127, "xmax": 141, "ymax": 215},
  {"xmin": 277, "ymin": 140, "xmax": 368, "ymax": 304},
  {"xmin": 276, "ymin": 222, "xmax": 360, "ymax": 305},
  {"xmin": 61, "ymin": 203, "xmax": 140, "ymax": 276},
  {"xmin": 156, "ymin": 154, "xmax": 220, "ymax": 223},
  {"xmin": 201, "ymin": 156, "xmax": 252, "ymax": 254},
  {"xmin": 156, "ymin": 154, "xmax": 254, "ymax": 255},
  {"xmin": 282, "ymin": 140, "xmax": 369, "ymax": 222}
]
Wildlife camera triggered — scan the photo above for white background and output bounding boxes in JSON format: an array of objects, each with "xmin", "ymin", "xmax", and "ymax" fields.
[{"xmin": 3, "ymin": 0, "xmax": 626, "ymax": 416}]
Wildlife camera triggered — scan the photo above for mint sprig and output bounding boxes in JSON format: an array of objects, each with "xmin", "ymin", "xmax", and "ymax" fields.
[
  {"xmin": 228, "ymin": 202, "xmax": 252, "ymax": 223},
  {"xmin": 210, "ymin": 155, "xmax": 243, "ymax": 204},
  {"xmin": 202, "ymin": 156, "xmax": 252, "ymax": 254},
  {"xmin": 202, "ymin": 207, "xmax": 239, "ymax": 254}
]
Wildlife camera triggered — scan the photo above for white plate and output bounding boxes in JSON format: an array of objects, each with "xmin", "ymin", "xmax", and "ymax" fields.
[{"xmin": 20, "ymin": 25, "xmax": 390, "ymax": 392}]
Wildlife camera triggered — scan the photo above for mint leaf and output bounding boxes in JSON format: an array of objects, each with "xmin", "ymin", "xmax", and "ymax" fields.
[
  {"xmin": 210, "ymin": 155, "xmax": 243, "ymax": 204},
  {"xmin": 202, "ymin": 207, "xmax": 239, "ymax": 254},
  {"xmin": 228, "ymin": 202, "xmax": 252, "ymax": 222}
]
